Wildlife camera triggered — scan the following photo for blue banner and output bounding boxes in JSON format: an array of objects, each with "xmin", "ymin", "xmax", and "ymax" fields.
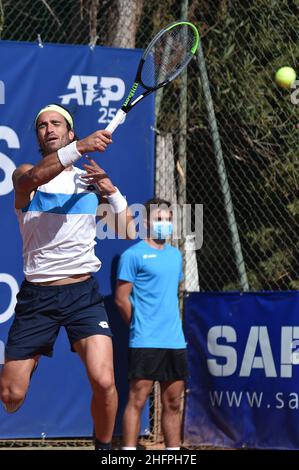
[
  {"xmin": 184, "ymin": 291, "xmax": 299, "ymax": 449},
  {"xmin": 0, "ymin": 40, "xmax": 153, "ymax": 437}
]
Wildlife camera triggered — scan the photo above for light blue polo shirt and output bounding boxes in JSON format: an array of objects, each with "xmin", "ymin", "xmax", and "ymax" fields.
[{"xmin": 117, "ymin": 240, "xmax": 186, "ymax": 348}]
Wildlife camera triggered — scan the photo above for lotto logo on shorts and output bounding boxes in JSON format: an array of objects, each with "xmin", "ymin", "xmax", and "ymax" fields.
[{"xmin": 98, "ymin": 321, "xmax": 109, "ymax": 328}]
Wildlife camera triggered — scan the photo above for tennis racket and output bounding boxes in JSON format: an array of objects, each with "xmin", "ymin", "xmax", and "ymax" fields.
[{"xmin": 105, "ymin": 20, "xmax": 199, "ymax": 133}]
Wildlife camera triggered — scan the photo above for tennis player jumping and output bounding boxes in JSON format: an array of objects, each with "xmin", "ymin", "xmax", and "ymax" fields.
[{"xmin": 0, "ymin": 104, "xmax": 133, "ymax": 450}]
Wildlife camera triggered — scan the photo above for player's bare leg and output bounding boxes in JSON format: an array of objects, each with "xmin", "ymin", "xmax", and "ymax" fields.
[
  {"xmin": 0, "ymin": 355, "xmax": 39, "ymax": 413},
  {"xmin": 160, "ymin": 380, "xmax": 184, "ymax": 449},
  {"xmin": 74, "ymin": 335, "xmax": 117, "ymax": 446},
  {"xmin": 122, "ymin": 379, "xmax": 153, "ymax": 448}
]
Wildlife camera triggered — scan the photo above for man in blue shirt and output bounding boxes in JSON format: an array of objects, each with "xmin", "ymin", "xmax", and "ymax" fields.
[{"xmin": 115, "ymin": 198, "xmax": 188, "ymax": 450}]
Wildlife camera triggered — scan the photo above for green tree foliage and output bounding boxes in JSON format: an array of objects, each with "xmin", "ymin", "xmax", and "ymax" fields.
[{"xmin": 187, "ymin": 0, "xmax": 299, "ymax": 290}]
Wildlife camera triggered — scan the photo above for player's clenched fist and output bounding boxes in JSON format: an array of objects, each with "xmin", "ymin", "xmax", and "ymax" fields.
[{"xmin": 77, "ymin": 130, "xmax": 113, "ymax": 154}]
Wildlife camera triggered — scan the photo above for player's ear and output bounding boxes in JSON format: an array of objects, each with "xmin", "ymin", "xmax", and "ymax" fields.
[{"xmin": 69, "ymin": 129, "xmax": 75, "ymax": 141}]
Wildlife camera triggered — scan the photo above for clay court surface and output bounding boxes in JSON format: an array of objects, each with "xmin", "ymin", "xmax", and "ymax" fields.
[{"xmin": 0, "ymin": 439, "xmax": 213, "ymax": 451}]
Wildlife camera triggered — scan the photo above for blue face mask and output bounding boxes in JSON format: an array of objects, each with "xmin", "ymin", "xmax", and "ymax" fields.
[{"xmin": 152, "ymin": 221, "xmax": 173, "ymax": 239}]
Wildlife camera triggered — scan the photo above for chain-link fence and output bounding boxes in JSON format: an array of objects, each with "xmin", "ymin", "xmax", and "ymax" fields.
[
  {"xmin": 191, "ymin": 0, "xmax": 299, "ymax": 292},
  {"xmin": 2, "ymin": 0, "xmax": 297, "ymax": 292},
  {"xmin": 1, "ymin": 0, "xmax": 299, "ymax": 447}
]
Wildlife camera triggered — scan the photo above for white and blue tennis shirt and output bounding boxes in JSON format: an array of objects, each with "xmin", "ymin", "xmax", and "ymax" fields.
[{"xmin": 16, "ymin": 166, "xmax": 102, "ymax": 283}]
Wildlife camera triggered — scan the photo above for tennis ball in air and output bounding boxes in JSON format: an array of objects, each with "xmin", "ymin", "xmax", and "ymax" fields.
[{"xmin": 275, "ymin": 67, "xmax": 296, "ymax": 89}]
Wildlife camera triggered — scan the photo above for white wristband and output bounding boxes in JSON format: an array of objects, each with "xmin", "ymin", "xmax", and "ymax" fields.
[
  {"xmin": 57, "ymin": 141, "xmax": 82, "ymax": 167},
  {"xmin": 107, "ymin": 188, "xmax": 127, "ymax": 213}
]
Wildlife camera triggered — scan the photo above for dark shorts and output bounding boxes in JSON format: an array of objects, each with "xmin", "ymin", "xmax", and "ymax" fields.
[
  {"xmin": 128, "ymin": 348, "xmax": 188, "ymax": 382},
  {"xmin": 5, "ymin": 276, "xmax": 112, "ymax": 360}
]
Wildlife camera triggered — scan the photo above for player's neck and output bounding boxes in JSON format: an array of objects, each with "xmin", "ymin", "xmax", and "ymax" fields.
[{"xmin": 145, "ymin": 238, "xmax": 166, "ymax": 250}]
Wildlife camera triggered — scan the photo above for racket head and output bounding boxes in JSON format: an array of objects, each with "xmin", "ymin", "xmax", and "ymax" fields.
[{"xmin": 138, "ymin": 21, "xmax": 199, "ymax": 91}]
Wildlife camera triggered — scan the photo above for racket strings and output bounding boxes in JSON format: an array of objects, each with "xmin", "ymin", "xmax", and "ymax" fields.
[{"xmin": 141, "ymin": 25, "xmax": 195, "ymax": 89}]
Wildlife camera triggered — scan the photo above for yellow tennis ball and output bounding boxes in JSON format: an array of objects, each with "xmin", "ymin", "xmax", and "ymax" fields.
[{"xmin": 275, "ymin": 67, "xmax": 296, "ymax": 89}]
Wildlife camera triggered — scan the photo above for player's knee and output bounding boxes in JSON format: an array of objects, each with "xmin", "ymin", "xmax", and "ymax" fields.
[
  {"xmin": 128, "ymin": 390, "xmax": 149, "ymax": 410},
  {"xmin": 0, "ymin": 384, "xmax": 26, "ymax": 405},
  {"xmin": 91, "ymin": 372, "xmax": 115, "ymax": 395},
  {"xmin": 163, "ymin": 396, "xmax": 181, "ymax": 414},
  {"xmin": 133, "ymin": 395, "xmax": 148, "ymax": 410}
]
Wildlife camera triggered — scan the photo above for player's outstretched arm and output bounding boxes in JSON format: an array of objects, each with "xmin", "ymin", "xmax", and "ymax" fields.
[{"xmin": 13, "ymin": 130, "xmax": 112, "ymax": 196}]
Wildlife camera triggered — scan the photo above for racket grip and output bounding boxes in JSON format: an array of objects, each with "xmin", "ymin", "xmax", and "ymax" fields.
[{"xmin": 105, "ymin": 109, "xmax": 126, "ymax": 133}]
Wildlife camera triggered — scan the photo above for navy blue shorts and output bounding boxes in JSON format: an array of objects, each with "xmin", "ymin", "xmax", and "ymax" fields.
[{"xmin": 5, "ymin": 276, "xmax": 112, "ymax": 360}]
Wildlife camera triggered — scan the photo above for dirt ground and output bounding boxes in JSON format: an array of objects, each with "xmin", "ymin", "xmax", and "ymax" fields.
[{"xmin": 0, "ymin": 438, "xmax": 210, "ymax": 451}]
